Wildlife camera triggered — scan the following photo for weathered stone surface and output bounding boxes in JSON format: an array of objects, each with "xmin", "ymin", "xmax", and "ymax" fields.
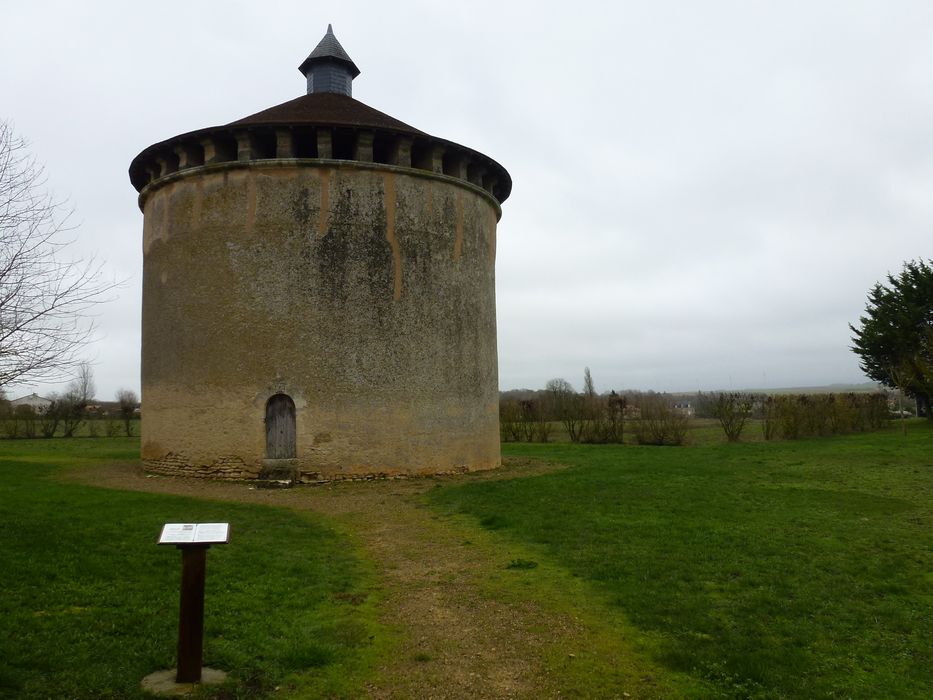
[
  {"xmin": 141, "ymin": 668, "xmax": 227, "ymax": 696},
  {"xmin": 140, "ymin": 160, "xmax": 501, "ymax": 479}
]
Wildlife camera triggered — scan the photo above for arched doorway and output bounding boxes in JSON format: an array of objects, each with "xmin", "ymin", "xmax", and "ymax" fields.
[{"xmin": 265, "ymin": 394, "xmax": 296, "ymax": 459}]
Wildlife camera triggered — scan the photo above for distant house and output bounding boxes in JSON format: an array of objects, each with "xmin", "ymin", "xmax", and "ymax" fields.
[
  {"xmin": 673, "ymin": 402, "xmax": 695, "ymax": 417},
  {"xmin": 10, "ymin": 393, "xmax": 53, "ymax": 412}
]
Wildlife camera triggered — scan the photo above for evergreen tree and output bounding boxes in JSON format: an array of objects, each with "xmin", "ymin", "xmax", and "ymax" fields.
[{"xmin": 850, "ymin": 259, "xmax": 933, "ymax": 417}]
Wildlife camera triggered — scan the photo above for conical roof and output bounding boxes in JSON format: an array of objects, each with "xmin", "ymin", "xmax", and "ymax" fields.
[
  {"xmin": 128, "ymin": 25, "xmax": 511, "ymax": 204},
  {"xmin": 299, "ymin": 24, "xmax": 360, "ymax": 78},
  {"xmin": 227, "ymin": 92, "xmax": 422, "ymax": 135}
]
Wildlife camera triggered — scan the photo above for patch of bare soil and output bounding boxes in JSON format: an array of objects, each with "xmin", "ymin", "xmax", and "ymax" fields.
[{"xmin": 72, "ymin": 458, "xmax": 657, "ymax": 699}]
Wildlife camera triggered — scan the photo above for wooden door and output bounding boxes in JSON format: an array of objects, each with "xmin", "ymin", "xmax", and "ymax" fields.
[{"xmin": 265, "ymin": 394, "xmax": 296, "ymax": 459}]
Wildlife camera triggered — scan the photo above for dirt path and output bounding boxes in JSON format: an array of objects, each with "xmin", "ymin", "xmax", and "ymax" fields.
[{"xmin": 74, "ymin": 459, "xmax": 667, "ymax": 699}]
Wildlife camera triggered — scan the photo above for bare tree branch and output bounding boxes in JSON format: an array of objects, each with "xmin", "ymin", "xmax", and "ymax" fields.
[{"xmin": 0, "ymin": 121, "xmax": 117, "ymax": 388}]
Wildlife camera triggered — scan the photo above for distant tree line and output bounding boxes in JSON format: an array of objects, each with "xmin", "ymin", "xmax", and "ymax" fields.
[
  {"xmin": 0, "ymin": 364, "xmax": 138, "ymax": 439},
  {"xmin": 697, "ymin": 391, "xmax": 889, "ymax": 442},
  {"xmin": 501, "ymin": 370, "xmax": 894, "ymax": 446},
  {"xmin": 501, "ymin": 368, "xmax": 690, "ymax": 446}
]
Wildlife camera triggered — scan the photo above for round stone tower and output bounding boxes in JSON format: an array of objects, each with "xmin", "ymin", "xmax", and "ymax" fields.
[{"xmin": 128, "ymin": 26, "xmax": 511, "ymax": 482}]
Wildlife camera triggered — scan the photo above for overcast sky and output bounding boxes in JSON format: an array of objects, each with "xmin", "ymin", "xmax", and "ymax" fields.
[{"xmin": 2, "ymin": 0, "xmax": 930, "ymax": 399}]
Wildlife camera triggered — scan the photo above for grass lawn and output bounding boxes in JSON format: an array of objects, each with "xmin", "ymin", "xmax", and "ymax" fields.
[
  {"xmin": 0, "ymin": 438, "xmax": 384, "ymax": 699},
  {"xmin": 430, "ymin": 422, "xmax": 933, "ymax": 699}
]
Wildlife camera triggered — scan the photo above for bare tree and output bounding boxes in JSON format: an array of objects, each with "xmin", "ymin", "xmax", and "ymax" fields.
[
  {"xmin": 61, "ymin": 362, "xmax": 94, "ymax": 437},
  {"xmin": 0, "ymin": 121, "xmax": 113, "ymax": 389},
  {"xmin": 116, "ymin": 388, "xmax": 138, "ymax": 437},
  {"xmin": 15, "ymin": 404, "xmax": 37, "ymax": 438},
  {"xmin": 39, "ymin": 393, "xmax": 62, "ymax": 438},
  {"xmin": 546, "ymin": 377, "xmax": 584, "ymax": 442},
  {"xmin": 633, "ymin": 394, "xmax": 689, "ymax": 446},
  {"xmin": 582, "ymin": 367, "xmax": 596, "ymax": 400},
  {"xmin": 711, "ymin": 392, "xmax": 754, "ymax": 442}
]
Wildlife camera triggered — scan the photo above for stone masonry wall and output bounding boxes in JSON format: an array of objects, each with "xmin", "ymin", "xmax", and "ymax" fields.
[{"xmin": 140, "ymin": 160, "xmax": 501, "ymax": 478}]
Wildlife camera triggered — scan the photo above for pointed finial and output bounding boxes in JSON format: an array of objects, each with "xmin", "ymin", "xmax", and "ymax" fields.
[{"xmin": 298, "ymin": 25, "xmax": 361, "ymax": 96}]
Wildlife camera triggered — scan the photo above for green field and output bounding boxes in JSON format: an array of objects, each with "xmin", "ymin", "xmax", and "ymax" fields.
[
  {"xmin": 432, "ymin": 423, "xmax": 933, "ymax": 699},
  {"xmin": 1, "ymin": 424, "xmax": 930, "ymax": 698},
  {"xmin": 0, "ymin": 439, "xmax": 384, "ymax": 699}
]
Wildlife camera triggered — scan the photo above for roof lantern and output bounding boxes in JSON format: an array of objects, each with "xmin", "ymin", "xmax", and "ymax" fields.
[
  {"xmin": 128, "ymin": 23, "xmax": 512, "ymax": 204},
  {"xmin": 298, "ymin": 24, "xmax": 361, "ymax": 97}
]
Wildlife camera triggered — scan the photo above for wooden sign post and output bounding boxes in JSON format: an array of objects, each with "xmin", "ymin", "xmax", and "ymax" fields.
[{"xmin": 158, "ymin": 523, "xmax": 230, "ymax": 684}]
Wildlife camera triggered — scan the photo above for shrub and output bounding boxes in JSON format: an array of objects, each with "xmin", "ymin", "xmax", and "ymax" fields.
[
  {"xmin": 761, "ymin": 396, "xmax": 779, "ymax": 440},
  {"xmin": 39, "ymin": 398, "xmax": 63, "ymax": 438},
  {"xmin": 500, "ymin": 398, "xmax": 553, "ymax": 443},
  {"xmin": 547, "ymin": 378, "xmax": 584, "ymax": 443},
  {"xmin": 14, "ymin": 405, "xmax": 37, "ymax": 439},
  {"xmin": 116, "ymin": 388, "xmax": 138, "ymax": 437},
  {"xmin": 499, "ymin": 399, "xmax": 523, "ymax": 442},
  {"xmin": 761, "ymin": 393, "xmax": 889, "ymax": 440},
  {"xmin": 580, "ymin": 391, "xmax": 626, "ymax": 444},
  {"xmin": 712, "ymin": 393, "xmax": 753, "ymax": 442},
  {"xmin": 2, "ymin": 417, "xmax": 19, "ymax": 438},
  {"xmin": 633, "ymin": 395, "xmax": 689, "ymax": 446}
]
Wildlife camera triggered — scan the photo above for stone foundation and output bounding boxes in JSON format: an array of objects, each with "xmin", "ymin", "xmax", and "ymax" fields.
[
  {"xmin": 143, "ymin": 454, "xmax": 481, "ymax": 484},
  {"xmin": 144, "ymin": 454, "xmax": 258, "ymax": 481}
]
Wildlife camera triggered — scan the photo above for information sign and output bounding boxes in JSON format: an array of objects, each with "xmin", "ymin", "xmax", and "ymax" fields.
[
  {"xmin": 158, "ymin": 523, "xmax": 230, "ymax": 545},
  {"xmin": 155, "ymin": 521, "xmax": 230, "ymax": 683}
]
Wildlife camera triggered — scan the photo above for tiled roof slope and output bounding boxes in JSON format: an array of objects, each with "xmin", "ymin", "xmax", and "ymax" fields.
[{"xmin": 227, "ymin": 92, "xmax": 423, "ymax": 135}]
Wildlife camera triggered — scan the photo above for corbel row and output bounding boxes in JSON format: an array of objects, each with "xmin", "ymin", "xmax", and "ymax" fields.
[{"xmin": 142, "ymin": 127, "xmax": 502, "ymax": 200}]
